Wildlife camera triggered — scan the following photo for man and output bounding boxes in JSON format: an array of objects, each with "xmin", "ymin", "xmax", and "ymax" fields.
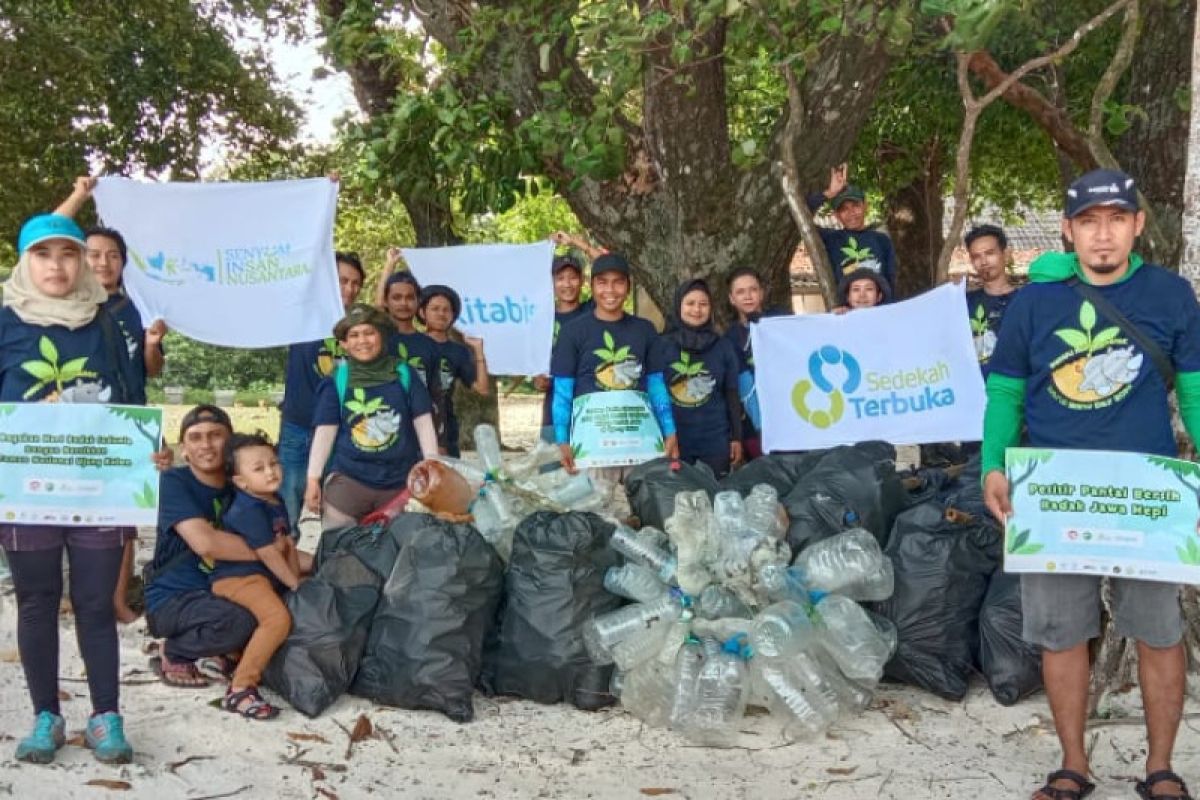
[
  {"xmin": 144, "ymin": 406, "xmax": 258, "ymax": 687},
  {"xmin": 724, "ymin": 267, "xmax": 788, "ymax": 458},
  {"xmin": 983, "ymin": 169, "xmax": 1200, "ymax": 800},
  {"xmin": 535, "ymin": 241, "xmax": 596, "ymax": 442},
  {"xmin": 964, "ymin": 223, "xmax": 1018, "ymax": 374},
  {"xmin": 806, "ymin": 163, "xmax": 897, "ymax": 295},
  {"xmin": 551, "ymin": 253, "xmax": 678, "ymax": 474},
  {"xmin": 278, "ymin": 250, "xmax": 364, "ymax": 531}
]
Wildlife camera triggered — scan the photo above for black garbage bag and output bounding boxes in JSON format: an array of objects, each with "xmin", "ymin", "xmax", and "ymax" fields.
[
  {"xmin": 937, "ymin": 454, "xmax": 989, "ymax": 521},
  {"xmin": 719, "ymin": 451, "xmax": 826, "ymax": 497},
  {"xmin": 625, "ymin": 457, "xmax": 720, "ymax": 529},
  {"xmin": 874, "ymin": 502, "xmax": 1002, "ymax": 700},
  {"xmin": 351, "ymin": 514, "xmax": 504, "ymax": 722},
  {"xmin": 482, "ymin": 512, "xmax": 622, "ymax": 709},
  {"xmin": 782, "ymin": 446, "xmax": 906, "ymax": 554},
  {"xmin": 315, "ymin": 522, "xmax": 403, "ymax": 579},
  {"xmin": 978, "ymin": 571, "xmax": 1043, "ymax": 705},
  {"xmin": 262, "ymin": 551, "xmax": 383, "ymax": 717}
]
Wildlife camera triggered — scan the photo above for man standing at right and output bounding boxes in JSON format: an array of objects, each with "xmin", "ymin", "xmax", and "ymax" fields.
[{"xmin": 983, "ymin": 169, "xmax": 1200, "ymax": 800}]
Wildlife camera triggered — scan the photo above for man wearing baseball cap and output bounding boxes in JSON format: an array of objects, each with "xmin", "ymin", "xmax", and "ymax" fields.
[
  {"xmin": 983, "ymin": 168, "xmax": 1200, "ymax": 800},
  {"xmin": 534, "ymin": 247, "xmax": 594, "ymax": 442},
  {"xmin": 806, "ymin": 163, "xmax": 897, "ymax": 296}
]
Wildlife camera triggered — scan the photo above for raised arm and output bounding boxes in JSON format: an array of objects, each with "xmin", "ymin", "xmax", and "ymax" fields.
[
  {"xmin": 54, "ymin": 176, "xmax": 97, "ymax": 219},
  {"xmin": 376, "ymin": 247, "xmax": 403, "ymax": 308}
]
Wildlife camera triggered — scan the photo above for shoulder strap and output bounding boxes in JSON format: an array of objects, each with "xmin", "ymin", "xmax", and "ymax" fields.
[
  {"xmin": 96, "ymin": 308, "xmax": 134, "ymax": 404},
  {"xmin": 334, "ymin": 360, "xmax": 349, "ymax": 406},
  {"xmin": 396, "ymin": 361, "xmax": 411, "ymax": 392},
  {"xmin": 1066, "ymin": 278, "xmax": 1175, "ymax": 391}
]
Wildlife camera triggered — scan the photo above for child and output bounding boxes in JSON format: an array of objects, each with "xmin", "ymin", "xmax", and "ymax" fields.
[{"xmin": 210, "ymin": 431, "xmax": 300, "ymax": 720}]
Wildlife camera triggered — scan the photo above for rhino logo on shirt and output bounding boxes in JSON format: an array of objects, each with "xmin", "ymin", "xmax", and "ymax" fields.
[{"xmin": 1048, "ymin": 301, "xmax": 1141, "ymax": 409}]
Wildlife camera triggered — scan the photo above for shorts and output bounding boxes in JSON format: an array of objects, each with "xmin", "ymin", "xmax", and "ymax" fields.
[
  {"xmin": 1021, "ymin": 572, "xmax": 1183, "ymax": 651},
  {"xmin": 0, "ymin": 524, "xmax": 131, "ymax": 552},
  {"xmin": 323, "ymin": 472, "xmax": 404, "ymax": 521}
]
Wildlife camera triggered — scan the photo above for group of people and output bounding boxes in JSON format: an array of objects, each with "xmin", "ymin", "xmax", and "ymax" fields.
[{"xmin": 0, "ymin": 165, "xmax": 1197, "ymax": 800}]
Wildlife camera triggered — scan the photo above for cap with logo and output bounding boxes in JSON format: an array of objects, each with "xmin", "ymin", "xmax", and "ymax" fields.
[
  {"xmin": 829, "ymin": 185, "xmax": 866, "ymax": 209},
  {"xmin": 1065, "ymin": 168, "xmax": 1139, "ymax": 218},
  {"xmin": 552, "ymin": 254, "xmax": 583, "ymax": 275},
  {"xmin": 17, "ymin": 214, "xmax": 87, "ymax": 254}
]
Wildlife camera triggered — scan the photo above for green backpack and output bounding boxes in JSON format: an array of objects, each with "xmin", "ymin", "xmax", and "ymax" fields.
[{"xmin": 333, "ymin": 359, "xmax": 412, "ymax": 407}]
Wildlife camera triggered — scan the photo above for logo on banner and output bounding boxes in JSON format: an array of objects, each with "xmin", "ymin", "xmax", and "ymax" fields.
[
  {"xmin": 792, "ymin": 346, "xmax": 861, "ymax": 429},
  {"xmin": 129, "ymin": 244, "xmax": 311, "ymax": 287}
]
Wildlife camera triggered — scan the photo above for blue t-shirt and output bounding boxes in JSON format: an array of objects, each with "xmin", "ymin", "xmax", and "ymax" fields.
[
  {"xmin": 102, "ymin": 293, "xmax": 154, "ymax": 404},
  {"xmin": 659, "ymin": 336, "xmax": 740, "ymax": 457},
  {"xmin": 967, "ymin": 288, "xmax": 1018, "ymax": 377},
  {"xmin": 434, "ymin": 339, "xmax": 477, "ymax": 445},
  {"xmin": 989, "ymin": 264, "xmax": 1200, "ymax": 456},
  {"xmin": 145, "ymin": 467, "xmax": 231, "ymax": 614},
  {"xmin": 211, "ymin": 491, "xmax": 290, "ymax": 587},
  {"xmin": 804, "ymin": 192, "xmax": 897, "ymax": 292},
  {"xmin": 542, "ymin": 301, "xmax": 595, "ymax": 426},
  {"xmin": 0, "ymin": 307, "xmax": 134, "ymax": 403},
  {"xmin": 281, "ymin": 337, "xmax": 344, "ymax": 427},
  {"xmin": 722, "ymin": 307, "xmax": 791, "ymax": 374},
  {"xmin": 550, "ymin": 312, "xmax": 663, "ymax": 397},
  {"xmin": 312, "ymin": 370, "xmax": 434, "ymax": 489},
  {"xmin": 389, "ymin": 331, "xmax": 439, "ymax": 392}
]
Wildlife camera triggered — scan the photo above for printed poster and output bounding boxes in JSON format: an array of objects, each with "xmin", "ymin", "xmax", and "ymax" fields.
[{"xmin": 570, "ymin": 390, "xmax": 664, "ymax": 468}]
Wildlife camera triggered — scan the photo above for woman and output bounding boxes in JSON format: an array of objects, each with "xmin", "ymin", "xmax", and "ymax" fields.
[
  {"xmin": 304, "ymin": 304, "xmax": 439, "ymax": 529},
  {"xmin": 0, "ymin": 214, "xmax": 138, "ymax": 764},
  {"xmin": 659, "ymin": 279, "xmax": 743, "ymax": 477},
  {"xmin": 833, "ymin": 266, "xmax": 890, "ymax": 313},
  {"xmin": 418, "ymin": 285, "xmax": 489, "ymax": 457}
]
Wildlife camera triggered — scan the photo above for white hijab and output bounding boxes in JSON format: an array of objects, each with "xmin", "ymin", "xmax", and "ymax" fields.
[{"xmin": 2, "ymin": 248, "xmax": 107, "ymax": 329}]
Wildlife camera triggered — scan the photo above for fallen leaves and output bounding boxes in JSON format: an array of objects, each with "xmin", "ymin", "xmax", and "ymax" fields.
[
  {"xmin": 826, "ymin": 766, "xmax": 858, "ymax": 776},
  {"xmin": 287, "ymin": 732, "xmax": 331, "ymax": 744},
  {"xmin": 639, "ymin": 790, "xmax": 679, "ymax": 796},
  {"xmin": 167, "ymin": 754, "xmax": 215, "ymax": 773},
  {"xmin": 85, "ymin": 779, "xmax": 132, "ymax": 791}
]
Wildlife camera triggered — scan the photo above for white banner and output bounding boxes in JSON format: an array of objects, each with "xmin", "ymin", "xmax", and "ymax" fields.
[
  {"xmin": 751, "ymin": 283, "xmax": 986, "ymax": 451},
  {"xmin": 402, "ymin": 242, "xmax": 554, "ymax": 376},
  {"xmin": 93, "ymin": 177, "xmax": 343, "ymax": 348}
]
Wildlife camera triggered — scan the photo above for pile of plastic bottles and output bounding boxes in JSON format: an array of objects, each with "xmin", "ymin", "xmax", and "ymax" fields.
[{"xmin": 583, "ymin": 488, "xmax": 898, "ymax": 745}]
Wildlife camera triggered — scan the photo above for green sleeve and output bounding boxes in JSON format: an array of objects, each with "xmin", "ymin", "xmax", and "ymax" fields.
[
  {"xmin": 981, "ymin": 372, "xmax": 1027, "ymax": 479},
  {"xmin": 1176, "ymin": 371, "xmax": 1200, "ymax": 446}
]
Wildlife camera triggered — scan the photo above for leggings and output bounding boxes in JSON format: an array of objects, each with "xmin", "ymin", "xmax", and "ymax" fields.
[{"xmin": 7, "ymin": 544, "xmax": 124, "ymax": 716}]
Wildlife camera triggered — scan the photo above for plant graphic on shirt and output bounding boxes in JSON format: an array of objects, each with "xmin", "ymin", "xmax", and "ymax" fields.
[
  {"xmin": 1050, "ymin": 301, "xmax": 1139, "ymax": 403},
  {"xmin": 395, "ymin": 341, "xmax": 424, "ymax": 371},
  {"xmin": 20, "ymin": 336, "xmax": 99, "ymax": 400},
  {"xmin": 593, "ymin": 330, "xmax": 639, "ymax": 389},
  {"xmin": 669, "ymin": 351, "xmax": 715, "ymax": 406},
  {"xmin": 345, "ymin": 387, "xmax": 400, "ymax": 451}
]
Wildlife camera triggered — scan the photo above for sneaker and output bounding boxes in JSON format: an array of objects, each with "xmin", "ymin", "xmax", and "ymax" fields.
[
  {"xmin": 85, "ymin": 712, "xmax": 133, "ymax": 764},
  {"xmin": 15, "ymin": 711, "xmax": 66, "ymax": 764}
]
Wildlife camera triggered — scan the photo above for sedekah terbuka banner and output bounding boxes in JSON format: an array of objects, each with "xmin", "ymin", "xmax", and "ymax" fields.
[
  {"xmin": 751, "ymin": 283, "xmax": 986, "ymax": 451},
  {"xmin": 93, "ymin": 177, "xmax": 343, "ymax": 348},
  {"xmin": 402, "ymin": 242, "xmax": 554, "ymax": 376}
]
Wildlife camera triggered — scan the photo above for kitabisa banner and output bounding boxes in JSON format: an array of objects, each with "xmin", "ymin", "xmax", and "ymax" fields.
[{"xmin": 751, "ymin": 283, "xmax": 986, "ymax": 452}]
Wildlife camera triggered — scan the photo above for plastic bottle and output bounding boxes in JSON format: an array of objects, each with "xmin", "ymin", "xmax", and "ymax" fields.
[
  {"xmin": 750, "ymin": 600, "xmax": 817, "ymax": 659},
  {"xmin": 473, "ymin": 423, "xmax": 505, "ymax": 477},
  {"xmin": 695, "ymin": 584, "xmax": 753, "ymax": 620},
  {"xmin": 581, "ymin": 593, "xmax": 684, "ymax": 663},
  {"xmin": 611, "ymin": 525, "xmax": 677, "ymax": 583},
  {"xmin": 604, "ymin": 563, "xmax": 669, "ymax": 604},
  {"xmin": 609, "ymin": 668, "xmax": 625, "ymax": 700},
  {"xmin": 612, "ymin": 619, "xmax": 672, "ymax": 671},
  {"xmin": 714, "ymin": 491, "xmax": 749, "ymax": 536},
  {"xmin": 758, "ymin": 660, "xmax": 837, "ymax": 737},
  {"xmin": 792, "ymin": 528, "xmax": 894, "ymax": 601},
  {"xmin": 665, "ymin": 491, "xmax": 714, "ymax": 595},
  {"xmin": 757, "ymin": 563, "xmax": 811, "ymax": 605},
  {"xmin": 620, "ymin": 661, "xmax": 675, "ymax": 727},
  {"xmin": 548, "ymin": 471, "xmax": 600, "ymax": 509},
  {"xmin": 667, "ymin": 636, "xmax": 706, "ymax": 728},
  {"xmin": 682, "ymin": 637, "xmax": 749, "ymax": 746},
  {"xmin": 813, "ymin": 594, "xmax": 896, "ymax": 683},
  {"xmin": 481, "ymin": 482, "xmax": 515, "ymax": 528},
  {"xmin": 744, "ymin": 484, "xmax": 785, "ymax": 539}
]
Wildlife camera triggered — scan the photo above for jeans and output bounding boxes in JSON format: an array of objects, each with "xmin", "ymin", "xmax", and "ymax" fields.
[
  {"xmin": 278, "ymin": 421, "xmax": 312, "ymax": 532},
  {"xmin": 146, "ymin": 589, "xmax": 257, "ymax": 663}
]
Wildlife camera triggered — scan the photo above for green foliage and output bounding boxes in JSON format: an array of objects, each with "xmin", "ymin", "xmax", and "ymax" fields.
[
  {"xmin": 132, "ymin": 481, "xmax": 157, "ymax": 509},
  {"xmin": 153, "ymin": 331, "xmax": 285, "ymax": 392}
]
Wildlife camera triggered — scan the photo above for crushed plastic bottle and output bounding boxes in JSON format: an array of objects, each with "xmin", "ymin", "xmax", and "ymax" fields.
[
  {"xmin": 682, "ymin": 637, "xmax": 750, "ymax": 746},
  {"xmin": 582, "ymin": 593, "xmax": 685, "ymax": 663},
  {"xmin": 756, "ymin": 563, "xmax": 810, "ymax": 605},
  {"xmin": 792, "ymin": 528, "xmax": 894, "ymax": 602},
  {"xmin": 473, "ymin": 423, "xmax": 505, "ymax": 477},
  {"xmin": 750, "ymin": 600, "xmax": 817, "ymax": 660},
  {"xmin": 611, "ymin": 525, "xmax": 677, "ymax": 582},
  {"xmin": 758, "ymin": 658, "xmax": 838, "ymax": 737},
  {"xmin": 714, "ymin": 491, "xmax": 749, "ymax": 536},
  {"xmin": 695, "ymin": 584, "xmax": 753, "ymax": 620},
  {"xmin": 813, "ymin": 593, "xmax": 896, "ymax": 683},
  {"xmin": 744, "ymin": 484, "xmax": 785, "ymax": 539},
  {"xmin": 620, "ymin": 660, "xmax": 675, "ymax": 727},
  {"xmin": 667, "ymin": 636, "xmax": 706, "ymax": 728},
  {"xmin": 664, "ymin": 491, "xmax": 715, "ymax": 594},
  {"xmin": 612, "ymin": 619, "xmax": 673, "ymax": 671},
  {"xmin": 604, "ymin": 563, "xmax": 669, "ymax": 604}
]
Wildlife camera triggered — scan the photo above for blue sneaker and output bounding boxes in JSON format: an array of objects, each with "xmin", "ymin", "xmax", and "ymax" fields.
[
  {"xmin": 85, "ymin": 712, "xmax": 133, "ymax": 764},
  {"xmin": 15, "ymin": 710, "xmax": 65, "ymax": 764}
]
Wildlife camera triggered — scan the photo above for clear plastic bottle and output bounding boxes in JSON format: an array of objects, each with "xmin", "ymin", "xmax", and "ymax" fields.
[
  {"xmin": 744, "ymin": 484, "xmax": 785, "ymax": 539},
  {"xmin": 750, "ymin": 600, "xmax": 817, "ymax": 659},
  {"xmin": 609, "ymin": 668, "xmax": 625, "ymax": 700},
  {"xmin": 604, "ymin": 563, "xmax": 669, "ymax": 604},
  {"xmin": 758, "ymin": 659, "xmax": 838, "ymax": 737},
  {"xmin": 814, "ymin": 594, "xmax": 896, "ymax": 683},
  {"xmin": 481, "ymin": 482, "xmax": 515, "ymax": 528},
  {"xmin": 473, "ymin": 423, "xmax": 505, "ymax": 477},
  {"xmin": 793, "ymin": 528, "xmax": 894, "ymax": 601},
  {"xmin": 620, "ymin": 661, "xmax": 674, "ymax": 727},
  {"xmin": 548, "ymin": 471, "xmax": 599, "ymax": 509},
  {"xmin": 582, "ymin": 593, "xmax": 684, "ymax": 663},
  {"xmin": 682, "ymin": 637, "xmax": 749, "ymax": 746},
  {"xmin": 665, "ymin": 491, "xmax": 714, "ymax": 595},
  {"xmin": 695, "ymin": 584, "xmax": 753, "ymax": 620},
  {"xmin": 611, "ymin": 525, "xmax": 677, "ymax": 583},
  {"xmin": 757, "ymin": 563, "xmax": 810, "ymax": 605},
  {"xmin": 713, "ymin": 491, "xmax": 749, "ymax": 536},
  {"xmin": 612, "ymin": 619, "xmax": 672, "ymax": 671},
  {"xmin": 667, "ymin": 636, "xmax": 706, "ymax": 729}
]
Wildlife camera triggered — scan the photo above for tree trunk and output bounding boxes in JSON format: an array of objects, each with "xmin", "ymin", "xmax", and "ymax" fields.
[{"xmin": 883, "ymin": 140, "xmax": 946, "ymax": 299}]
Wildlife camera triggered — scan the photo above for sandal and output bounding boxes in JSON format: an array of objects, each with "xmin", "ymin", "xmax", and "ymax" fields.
[
  {"xmin": 150, "ymin": 655, "xmax": 210, "ymax": 688},
  {"xmin": 1136, "ymin": 771, "xmax": 1193, "ymax": 800},
  {"xmin": 196, "ymin": 655, "xmax": 237, "ymax": 683},
  {"xmin": 222, "ymin": 687, "xmax": 280, "ymax": 721},
  {"xmin": 1033, "ymin": 769, "xmax": 1095, "ymax": 800}
]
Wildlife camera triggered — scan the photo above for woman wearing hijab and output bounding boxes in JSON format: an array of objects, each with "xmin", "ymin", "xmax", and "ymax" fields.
[
  {"xmin": 304, "ymin": 304, "xmax": 439, "ymax": 530},
  {"xmin": 658, "ymin": 279, "xmax": 743, "ymax": 477},
  {"xmin": 417, "ymin": 285, "xmax": 489, "ymax": 457},
  {"xmin": 0, "ymin": 214, "xmax": 139, "ymax": 765}
]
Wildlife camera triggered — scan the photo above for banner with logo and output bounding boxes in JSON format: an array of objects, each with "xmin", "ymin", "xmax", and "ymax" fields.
[
  {"xmin": 401, "ymin": 242, "xmax": 554, "ymax": 376},
  {"xmin": 93, "ymin": 177, "xmax": 343, "ymax": 348},
  {"xmin": 1005, "ymin": 447, "xmax": 1200, "ymax": 585},
  {"xmin": 751, "ymin": 283, "xmax": 985, "ymax": 451},
  {"xmin": 0, "ymin": 403, "xmax": 162, "ymax": 527},
  {"xmin": 570, "ymin": 390, "xmax": 664, "ymax": 468}
]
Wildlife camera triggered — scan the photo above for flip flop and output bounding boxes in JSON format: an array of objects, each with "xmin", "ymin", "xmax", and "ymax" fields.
[{"xmin": 150, "ymin": 655, "xmax": 210, "ymax": 688}]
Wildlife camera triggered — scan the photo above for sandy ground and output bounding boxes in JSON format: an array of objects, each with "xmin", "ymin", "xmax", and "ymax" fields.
[{"xmin": 1, "ymin": 398, "xmax": 1196, "ymax": 798}]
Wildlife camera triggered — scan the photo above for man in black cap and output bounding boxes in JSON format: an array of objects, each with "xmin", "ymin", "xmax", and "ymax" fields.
[
  {"xmin": 806, "ymin": 163, "xmax": 897, "ymax": 296},
  {"xmin": 534, "ymin": 246, "xmax": 595, "ymax": 442},
  {"xmin": 983, "ymin": 168, "xmax": 1200, "ymax": 800}
]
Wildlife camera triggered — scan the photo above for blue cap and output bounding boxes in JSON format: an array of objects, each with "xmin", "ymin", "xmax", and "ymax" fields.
[
  {"xmin": 17, "ymin": 214, "xmax": 87, "ymax": 254},
  {"xmin": 1065, "ymin": 169, "xmax": 1139, "ymax": 218}
]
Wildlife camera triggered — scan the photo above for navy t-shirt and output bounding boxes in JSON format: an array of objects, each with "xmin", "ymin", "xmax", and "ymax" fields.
[
  {"xmin": 723, "ymin": 307, "xmax": 791, "ymax": 374},
  {"xmin": 281, "ymin": 337, "xmax": 344, "ymax": 427},
  {"xmin": 550, "ymin": 312, "xmax": 663, "ymax": 396},
  {"xmin": 989, "ymin": 264, "xmax": 1200, "ymax": 456},
  {"xmin": 312, "ymin": 371, "xmax": 433, "ymax": 489},
  {"xmin": 102, "ymin": 293, "xmax": 154, "ymax": 405},
  {"xmin": 389, "ymin": 331, "xmax": 439, "ymax": 392},
  {"xmin": 967, "ymin": 288, "xmax": 1018, "ymax": 377},
  {"xmin": 145, "ymin": 467, "xmax": 231, "ymax": 614},
  {"xmin": 804, "ymin": 192, "xmax": 897, "ymax": 292},
  {"xmin": 542, "ymin": 302, "xmax": 595, "ymax": 426},
  {"xmin": 211, "ymin": 491, "xmax": 290, "ymax": 586},
  {"xmin": 0, "ymin": 307, "xmax": 134, "ymax": 403},
  {"xmin": 659, "ymin": 336, "xmax": 740, "ymax": 457},
  {"xmin": 434, "ymin": 339, "xmax": 477, "ymax": 445}
]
